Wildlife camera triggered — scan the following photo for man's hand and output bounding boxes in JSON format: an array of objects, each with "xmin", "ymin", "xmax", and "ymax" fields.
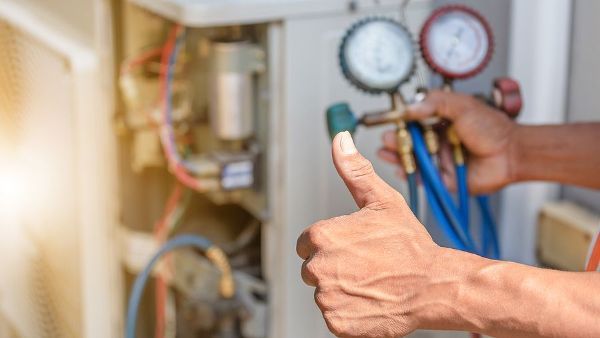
[
  {"xmin": 296, "ymin": 131, "xmax": 441, "ymax": 338},
  {"xmin": 297, "ymin": 131, "xmax": 600, "ymax": 338},
  {"xmin": 378, "ymin": 91, "xmax": 518, "ymax": 194}
]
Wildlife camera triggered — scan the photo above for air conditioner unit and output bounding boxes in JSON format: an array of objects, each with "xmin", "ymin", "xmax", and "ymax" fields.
[{"xmin": 0, "ymin": 1, "xmax": 433, "ymax": 337}]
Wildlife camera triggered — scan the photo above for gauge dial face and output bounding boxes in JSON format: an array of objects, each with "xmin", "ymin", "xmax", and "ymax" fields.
[
  {"xmin": 421, "ymin": 6, "xmax": 493, "ymax": 79},
  {"xmin": 341, "ymin": 18, "xmax": 415, "ymax": 93}
]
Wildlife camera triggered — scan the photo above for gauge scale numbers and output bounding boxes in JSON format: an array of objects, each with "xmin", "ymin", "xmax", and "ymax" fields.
[
  {"xmin": 341, "ymin": 19, "xmax": 415, "ymax": 93},
  {"xmin": 421, "ymin": 6, "xmax": 493, "ymax": 79}
]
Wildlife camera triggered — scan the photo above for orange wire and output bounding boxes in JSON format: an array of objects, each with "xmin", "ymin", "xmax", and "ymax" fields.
[
  {"xmin": 153, "ymin": 183, "xmax": 183, "ymax": 338},
  {"xmin": 157, "ymin": 24, "xmax": 206, "ymax": 192},
  {"xmin": 154, "ymin": 276, "xmax": 168, "ymax": 338},
  {"xmin": 120, "ymin": 46, "xmax": 164, "ymax": 75},
  {"xmin": 586, "ymin": 233, "xmax": 600, "ymax": 272},
  {"xmin": 153, "ymin": 184, "xmax": 184, "ymax": 240}
]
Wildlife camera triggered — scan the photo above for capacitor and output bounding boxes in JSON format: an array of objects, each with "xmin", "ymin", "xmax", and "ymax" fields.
[{"xmin": 208, "ymin": 40, "xmax": 265, "ymax": 141}]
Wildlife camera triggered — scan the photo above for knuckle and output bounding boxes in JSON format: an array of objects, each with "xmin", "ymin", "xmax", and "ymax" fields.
[
  {"xmin": 306, "ymin": 259, "xmax": 320, "ymax": 277},
  {"xmin": 314, "ymin": 289, "xmax": 329, "ymax": 311},
  {"xmin": 301, "ymin": 260, "xmax": 319, "ymax": 285},
  {"xmin": 307, "ymin": 221, "xmax": 330, "ymax": 245},
  {"xmin": 296, "ymin": 230, "xmax": 312, "ymax": 258},
  {"xmin": 323, "ymin": 312, "xmax": 346, "ymax": 337},
  {"xmin": 296, "ymin": 233, "xmax": 305, "ymax": 255}
]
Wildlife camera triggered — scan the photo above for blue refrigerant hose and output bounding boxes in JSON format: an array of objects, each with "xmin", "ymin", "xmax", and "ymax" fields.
[
  {"xmin": 422, "ymin": 170, "xmax": 469, "ymax": 251},
  {"xmin": 458, "ymin": 165, "xmax": 501, "ymax": 259},
  {"xmin": 407, "ymin": 173, "xmax": 419, "ymax": 218},
  {"xmin": 126, "ymin": 235, "xmax": 214, "ymax": 338},
  {"xmin": 456, "ymin": 164, "xmax": 470, "ymax": 229},
  {"xmin": 477, "ymin": 195, "xmax": 501, "ymax": 259},
  {"xmin": 408, "ymin": 123, "xmax": 477, "ymax": 252}
]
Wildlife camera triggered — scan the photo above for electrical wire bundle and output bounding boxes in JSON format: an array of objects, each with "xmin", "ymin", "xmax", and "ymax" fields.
[
  {"xmin": 122, "ymin": 24, "xmax": 215, "ymax": 193},
  {"xmin": 152, "ymin": 184, "xmax": 192, "ymax": 338},
  {"xmin": 158, "ymin": 25, "xmax": 212, "ymax": 192},
  {"xmin": 122, "ymin": 24, "xmax": 230, "ymax": 338}
]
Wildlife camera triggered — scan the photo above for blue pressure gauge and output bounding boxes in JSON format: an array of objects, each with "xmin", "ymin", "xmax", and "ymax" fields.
[{"xmin": 340, "ymin": 18, "xmax": 416, "ymax": 94}]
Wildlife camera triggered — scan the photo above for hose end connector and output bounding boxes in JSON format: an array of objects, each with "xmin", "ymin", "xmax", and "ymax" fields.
[
  {"xmin": 423, "ymin": 125, "xmax": 440, "ymax": 156},
  {"xmin": 206, "ymin": 246, "xmax": 236, "ymax": 299},
  {"xmin": 396, "ymin": 122, "xmax": 417, "ymax": 174},
  {"xmin": 447, "ymin": 126, "xmax": 465, "ymax": 165}
]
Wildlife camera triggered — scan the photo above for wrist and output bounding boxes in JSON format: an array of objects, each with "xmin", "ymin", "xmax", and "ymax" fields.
[
  {"xmin": 413, "ymin": 248, "xmax": 498, "ymax": 332},
  {"xmin": 507, "ymin": 124, "xmax": 526, "ymax": 184}
]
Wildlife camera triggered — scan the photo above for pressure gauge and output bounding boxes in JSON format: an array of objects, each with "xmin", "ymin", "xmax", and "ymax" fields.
[
  {"xmin": 420, "ymin": 5, "xmax": 494, "ymax": 80},
  {"xmin": 340, "ymin": 18, "xmax": 416, "ymax": 94}
]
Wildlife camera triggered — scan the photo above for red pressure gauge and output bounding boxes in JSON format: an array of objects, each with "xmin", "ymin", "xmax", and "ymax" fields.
[{"xmin": 420, "ymin": 5, "xmax": 494, "ymax": 80}]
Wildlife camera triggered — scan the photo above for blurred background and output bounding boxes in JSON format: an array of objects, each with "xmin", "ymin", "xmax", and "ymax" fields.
[{"xmin": 0, "ymin": 0, "xmax": 598, "ymax": 337}]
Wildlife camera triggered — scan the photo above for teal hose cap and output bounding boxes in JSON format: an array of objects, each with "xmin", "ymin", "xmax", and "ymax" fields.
[{"xmin": 326, "ymin": 103, "xmax": 358, "ymax": 140}]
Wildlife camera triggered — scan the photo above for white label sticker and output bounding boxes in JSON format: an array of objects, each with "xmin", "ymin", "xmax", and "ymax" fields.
[{"xmin": 222, "ymin": 161, "xmax": 254, "ymax": 190}]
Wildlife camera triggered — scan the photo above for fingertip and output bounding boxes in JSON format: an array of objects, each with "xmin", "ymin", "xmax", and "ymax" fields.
[
  {"xmin": 296, "ymin": 229, "xmax": 312, "ymax": 260},
  {"xmin": 395, "ymin": 168, "xmax": 407, "ymax": 181},
  {"xmin": 301, "ymin": 259, "xmax": 318, "ymax": 287},
  {"xmin": 382, "ymin": 130, "xmax": 397, "ymax": 150},
  {"xmin": 441, "ymin": 172, "xmax": 457, "ymax": 193},
  {"xmin": 407, "ymin": 100, "xmax": 435, "ymax": 117},
  {"xmin": 339, "ymin": 131, "xmax": 357, "ymax": 155}
]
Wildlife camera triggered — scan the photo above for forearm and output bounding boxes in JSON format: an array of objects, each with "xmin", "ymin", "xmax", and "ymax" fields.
[
  {"xmin": 416, "ymin": 248, "xmax": 600, "ymax": 337},
  {"xmin": 510, "ymin": 123, "xmax": 600, "ymax": 189}
]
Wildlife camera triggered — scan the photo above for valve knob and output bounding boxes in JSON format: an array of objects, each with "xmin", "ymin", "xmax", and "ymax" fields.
[
  {"xmin": 492, "ymin": 77, "xmax": 522, "ymax": 119},
  {"xmin": 326, "ymin": 103, "xmax": 358, "ymax": 140}
]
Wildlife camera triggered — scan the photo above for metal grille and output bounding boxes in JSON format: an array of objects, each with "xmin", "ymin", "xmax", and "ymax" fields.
[
  {"xmin": 0, "ymin": 13, "xmax": 79, "ymax": 338},
  {"xmin": 0, "ymin": 21, "xmax": 24, "ymax": 150}
]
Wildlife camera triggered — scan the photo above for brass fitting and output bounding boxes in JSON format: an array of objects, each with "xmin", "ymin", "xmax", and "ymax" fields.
[
  {"xmin": 423, "ymin": 124, "xmax": 439, "ymax": 156},
  {"xmin": 206, "ymin": 246, "xmax": 235, "ymax": 299},
  {"xmin": 415, "ymin": 88, "xmax": 440, "ymax": 158},
  {"xmin": 396, "ymin": 121, "xmax": 416, "ymax": 175},
  {"xmin": 441, "ymin": 80, "xmax": 465, "ymax": 165},
  {"xmin": 447, "ymin": 126, "xmax": 465, "ymax": 165}
]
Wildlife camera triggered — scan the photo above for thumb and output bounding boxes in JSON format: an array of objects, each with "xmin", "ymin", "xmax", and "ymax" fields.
[{"xmin": 332, "ymin": 132, "xmax": 402, "ymax": 209}]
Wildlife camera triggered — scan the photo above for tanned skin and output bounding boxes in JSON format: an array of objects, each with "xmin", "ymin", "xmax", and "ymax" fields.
[{"xmin": 297, "ymin": 91, "xmax": 600, "ymax": 338}]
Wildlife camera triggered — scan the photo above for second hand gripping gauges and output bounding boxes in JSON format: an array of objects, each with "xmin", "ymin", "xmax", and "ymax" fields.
[
  {"xmin": 420, "ymin": 5, "xmax": 495, "ymax": 233},
  {"xmin": 419, "ymin": 5, "xmax": 523, "ymax": 258},
  {"xmin": 327, "ymin": 17, "xmax": 422, "ymax": 214}
]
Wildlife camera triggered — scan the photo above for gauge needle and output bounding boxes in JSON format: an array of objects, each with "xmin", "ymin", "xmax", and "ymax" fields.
[
  {"xmin": 445, "ymin": 27, "xmax": 465, "ymax": 61},
  {"xmin": 374, "ymin": 42, "xmax": 391, "ymax": 73}
]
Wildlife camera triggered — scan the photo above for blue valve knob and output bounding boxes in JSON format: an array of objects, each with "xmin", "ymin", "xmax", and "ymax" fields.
[{"xmin": 326, "ymin": 103, "xmax": 358, "ymax": 140}]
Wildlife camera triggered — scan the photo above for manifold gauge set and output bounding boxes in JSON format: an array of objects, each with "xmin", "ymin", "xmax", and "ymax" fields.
[{"xmin": 327, "ymin": 5, "xmax": 523, "ymax": 259}]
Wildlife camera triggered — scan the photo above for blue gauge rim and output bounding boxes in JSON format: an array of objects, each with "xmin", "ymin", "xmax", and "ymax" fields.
[{"xmin": 339, "ymin": 17, "xmax": 417, "ymax": 95}]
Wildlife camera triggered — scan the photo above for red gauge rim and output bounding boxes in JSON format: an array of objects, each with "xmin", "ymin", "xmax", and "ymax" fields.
[{"xmin": 420, "ymin": 5, "xmax": 494, "ymax": 80}]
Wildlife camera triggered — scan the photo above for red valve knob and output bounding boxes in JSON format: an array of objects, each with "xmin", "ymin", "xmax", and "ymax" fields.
[{"xmin": 492, "ymin": 77, "xmax": 522, "ymax": 119}]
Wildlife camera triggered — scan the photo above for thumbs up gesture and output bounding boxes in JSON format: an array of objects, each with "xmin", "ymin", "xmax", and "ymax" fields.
[{"xmin": 297, "ymin": 132, "xmax": 443, "ymax": 338}]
